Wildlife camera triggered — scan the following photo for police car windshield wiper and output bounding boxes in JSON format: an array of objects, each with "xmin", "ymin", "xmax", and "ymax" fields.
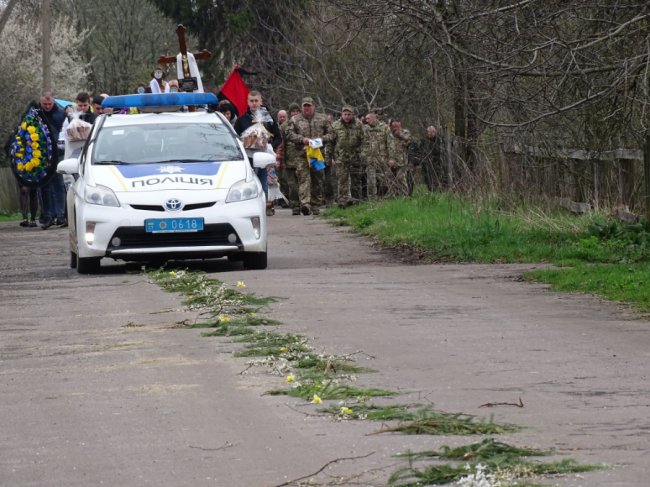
[
  {"xmin": 93, "ymin": 160, "xmax": 125, "ymax": 165},
  {"xmin": 152, "ymin": 159, "xmax": 212, "ymax": 164}
]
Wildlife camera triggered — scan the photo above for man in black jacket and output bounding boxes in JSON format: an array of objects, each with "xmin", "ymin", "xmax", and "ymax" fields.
[
  {"xmin": 233, "ymin": 90, "xmax": 282, "ymax": 216},
  {"xmin": 39, "ymin": 92, "xmax": 67, "ymax": 229}
]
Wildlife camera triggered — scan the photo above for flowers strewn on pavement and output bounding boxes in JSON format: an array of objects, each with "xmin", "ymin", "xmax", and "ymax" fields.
[
  {"xmin": 285, "ymin": 374, "xmax": 295, "ymax": 383},
  {"xmin": 219, "ymin": 316, "xmax": 231, "ymax": 323},
  {"xmin": 236, "ymin": 281, "xmax": 246, "ymax": 288},
  {"xmin": 340, "ymin": 406, "xmax": 353, "ymax": 415},
  {"xmin": 280, "ymin": 346, "xmax": 288, "ymax": 353},
  {"xmin": 311, "ymin": 394, "xmax": 322, "ymax": 404},
  {"xmin": 455, "ymin": 463, "xmax": 503, "ymax": 487}
]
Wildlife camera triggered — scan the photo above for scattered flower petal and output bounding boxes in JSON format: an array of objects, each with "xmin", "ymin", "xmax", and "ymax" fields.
[
  {"xmin": 311, "ymin": 394, "xmax": 322, "ymax": 404},
  {"xmin": 340, "ymin": 406, "xmax": 353, "ymax": 415},
  {"xmin": 285, "ymin": 374, "xmax": 295, "ymax": 383},
  {"xmin": 236, "ymin": 281, "xmax": 246, "ymax": 288}
]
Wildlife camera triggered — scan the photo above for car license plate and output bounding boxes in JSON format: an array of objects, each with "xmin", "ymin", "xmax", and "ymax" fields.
[{"xmin": 145, "ymin": 217, "xmax": 204, "ymax": 233}]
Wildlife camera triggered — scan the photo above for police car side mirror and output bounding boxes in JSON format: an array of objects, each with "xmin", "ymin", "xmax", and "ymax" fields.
[
  {"xmin": 57, "ymin": 157, "xmax": 80, "ymax": 175},
  {"xmin": 252, "ymin": 152, "xmax": 275, "ymax": 169}
]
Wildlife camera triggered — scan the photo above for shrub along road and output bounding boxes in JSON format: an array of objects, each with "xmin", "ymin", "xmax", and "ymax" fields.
[{"xmin": 0, "ymin": 212, "xmax": 648, "ymax": 486}]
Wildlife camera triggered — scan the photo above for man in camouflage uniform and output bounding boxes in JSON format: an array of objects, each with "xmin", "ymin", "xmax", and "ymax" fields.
[
  {"xmin": 277, "ymin": 103, "xmax": 302, "ymax": 214},
  {"xmin": 285, "ymin": 97, "xmax": 335, "ymax": 215},
  {"xmin": 387, "ymin": 119, "xmax": 413, "ymax": 197},
  {"xmin": 323, "ymin": 113, "xmax": 337, "ymax": 205},
  {"xmin": 361, "ymin": 111, "xmax": 391, "ymax": 200},
  {"xmin": 331, "ymin": 105, "xmax": 364, "ymax": 206}
]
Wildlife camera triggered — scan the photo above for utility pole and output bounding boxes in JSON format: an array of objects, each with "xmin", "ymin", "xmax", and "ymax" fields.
[
  {"xmin": 645, "ymin": 132, "xmax": 650, "ymax": 227},
  {"xmin": 42, "ymin": 0, "xmax": 51, "ymax": 92}
]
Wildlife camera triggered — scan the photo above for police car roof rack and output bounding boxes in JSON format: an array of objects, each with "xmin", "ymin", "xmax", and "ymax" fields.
[{"xmin": 101, "ymin": 92, "xmax": 218, "ymax": 110}]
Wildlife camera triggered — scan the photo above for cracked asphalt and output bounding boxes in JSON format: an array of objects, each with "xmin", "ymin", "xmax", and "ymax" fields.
[{"xmin": 1, "ymin": 210, "xmax": 649, "ymax": 486}]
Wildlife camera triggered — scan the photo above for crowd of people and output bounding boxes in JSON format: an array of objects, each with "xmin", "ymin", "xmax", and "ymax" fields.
[
  {"xmin": 9, "ymin": 68, "xmax": 443, "ymax": 227},
  {"xmin": 9, "ymin": 91, "xmax": 101, "ymax": 229},
  {"xmin": 235, "ymin": 90, "xmax": 443, "ymax": 217},
  {"xmin": 278, "ymin": 98, "xmax": 442, "ymax": 216}
]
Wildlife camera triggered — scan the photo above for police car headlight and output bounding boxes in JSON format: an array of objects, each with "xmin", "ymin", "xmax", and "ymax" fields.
[
  {"xmin": 226, "ymin": 179, "xmax": 258, "ymax": 203},
  {"xmin": 84, "ymin": 184, "xmax": 120, "ymax": 207}
]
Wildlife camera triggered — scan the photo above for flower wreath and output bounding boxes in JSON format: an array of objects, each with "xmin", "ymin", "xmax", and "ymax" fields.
[{"xmin": 10, "ymin": 107, "xmax": 54, "ymax": 186}]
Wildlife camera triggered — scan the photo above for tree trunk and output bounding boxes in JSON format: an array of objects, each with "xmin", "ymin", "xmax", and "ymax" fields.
[
  {"xmin": 0, "ymin": 0, "xmax": 20, "ymax": 37},
  {"xmin": 42, "ymin": 0, "xmax": 52, "ymax": 92}
]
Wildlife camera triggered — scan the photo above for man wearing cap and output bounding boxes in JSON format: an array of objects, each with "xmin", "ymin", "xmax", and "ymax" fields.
[
  {"xmin": 277, "ymin": 103, "xmax": 302, "ymax": 214},
  {"xmin": 387, "ymin": 118, "xmax": 413, "ymax": 197},
  {"xmin": 331, "ymin": 105, "xmax": 364, "ymax": 206},
  {"xmin": 285, "ymin": 97, "xmax": 335, "ymax": 215},
  {"xmin": 361, "ymin": 110, "xmax": 391, "ymax": 200}
]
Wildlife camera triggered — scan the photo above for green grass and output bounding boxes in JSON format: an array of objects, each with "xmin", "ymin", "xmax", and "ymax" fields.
[
  {"xmin": 326, "ymin": 189, "xmax": 650, "ymax": 310},
  {"xmin": 0, "ymin": 211, "xmax": 21, "ymax": 222},
  {"xmin": 525, "ymin": 263, "xmax": 650, "ymax": 311}
]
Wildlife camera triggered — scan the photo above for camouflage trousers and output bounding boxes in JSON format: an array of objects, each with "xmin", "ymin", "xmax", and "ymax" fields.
[
  {"xmin": 296, "ymin": 160, "xmax": 325, "ymax": 208},
  {"xmin": 324, "ymin": 164, "xmax": 337, "ymax": 205},
  {"xmin": 278, "ymin": 166, "xmax": 299, "ymax": 209},
  {"xmin": 349, "ymin": 164, "xmax": 366, "ymax": 201},
  {"xmin": 386, "ymin": 165, "xmax": 410, "ymax": 198},
  {"xmin": 366, "ymin": 164, "xmax": 387, "ymax": 201},
  {"xmin": 335, "ymin": 158, "xmax": 362, "ymax": 204}
]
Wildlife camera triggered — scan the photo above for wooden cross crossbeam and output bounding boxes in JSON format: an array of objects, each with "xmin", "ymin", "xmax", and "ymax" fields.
[{"xmin": 158, "ymin": 24, "xmax": 211, "ymax": 92}]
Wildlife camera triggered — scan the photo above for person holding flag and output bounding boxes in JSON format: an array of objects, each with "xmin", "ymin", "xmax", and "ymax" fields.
[{"xmin": 285, "ymin": 97, "xmax": 335, "ymax": 215}]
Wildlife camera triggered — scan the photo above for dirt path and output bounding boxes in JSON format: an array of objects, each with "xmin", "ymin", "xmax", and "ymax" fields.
[{"xmin": 1, "ymin": 211, "xmax": 648, "ymax": 486}]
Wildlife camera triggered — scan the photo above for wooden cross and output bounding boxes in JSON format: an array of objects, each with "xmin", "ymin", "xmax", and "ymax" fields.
[{"xmin": 158, "ymin": 24, "xmax": 211, "ymax": 93}]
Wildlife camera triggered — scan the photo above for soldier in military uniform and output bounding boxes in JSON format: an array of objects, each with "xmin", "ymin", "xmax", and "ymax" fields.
[
  {"xmin": 386, "ymin": 119, "xmax": 413, "ymax": 197},
  {"xmin": 361, "ymin": 111, "xmax": 391, "ymax": 200},
  {"xmin": 331, "ymin": 105, "xmax": 364, "ymax": 206},
  {"xmin": 285, "ymin": 97, "xmax": 335, "ymax": 215},
  {"xmin": 277, "ymin": 103, "xmax": 302, "ymax": 214}
]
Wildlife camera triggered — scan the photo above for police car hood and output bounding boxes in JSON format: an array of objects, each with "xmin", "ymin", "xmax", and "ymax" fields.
[{"xmin": 91, "ymin": 161, "xmax": 247, "ymax": 193}]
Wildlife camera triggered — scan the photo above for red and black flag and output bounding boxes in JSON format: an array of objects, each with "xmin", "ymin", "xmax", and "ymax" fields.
[{"xmin": 218, "ymin": 65, "xmax": 251, "ymax": 117}]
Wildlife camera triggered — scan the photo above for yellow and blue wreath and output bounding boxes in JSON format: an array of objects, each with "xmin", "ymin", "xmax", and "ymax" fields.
[{"xmin": 9, "ymin": 106, "xmax": 54, "ymax": 187}]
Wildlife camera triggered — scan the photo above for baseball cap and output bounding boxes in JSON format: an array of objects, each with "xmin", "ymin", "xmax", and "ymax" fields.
[{"xmin": 301, "ymin": 97, "xmax": 314, "ymax": 106}]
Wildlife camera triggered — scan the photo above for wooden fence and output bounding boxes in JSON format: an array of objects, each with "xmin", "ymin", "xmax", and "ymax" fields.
[
  {"xmin": 422, "ymin": 129, "xmax": 647, "ymax": 216},
  {"xmin": 0, "ymin": 167, "xmax": 19, "ymax": 213}
]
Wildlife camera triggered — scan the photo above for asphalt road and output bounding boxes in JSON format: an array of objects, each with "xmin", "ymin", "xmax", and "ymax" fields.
[{"xmin": 1, "ymin": 210, "xmax": 649, "ymax": 486}]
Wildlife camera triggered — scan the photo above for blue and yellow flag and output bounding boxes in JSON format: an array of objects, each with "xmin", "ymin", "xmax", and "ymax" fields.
[{"xmin": 306, "ymin": 146, "xmax": 325, "ymax": 171}]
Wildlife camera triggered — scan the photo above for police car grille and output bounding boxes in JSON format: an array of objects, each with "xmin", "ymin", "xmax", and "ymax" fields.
[
  {"xmin": 108, "ymin": 223, "xmax": 240, "ymax": 249},
  {"xmin": 130, "ymin": 202, "xmax": 216, "ymax": 212},
  {"xmin": 183, "ymin": 202, "xmax": 216, "ymax": 211}
]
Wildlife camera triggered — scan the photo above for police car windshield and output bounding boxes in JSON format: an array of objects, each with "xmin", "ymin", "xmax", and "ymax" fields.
[{"xmin": 91, "ymin": 123, "xmax": 244, "ymax": 164}]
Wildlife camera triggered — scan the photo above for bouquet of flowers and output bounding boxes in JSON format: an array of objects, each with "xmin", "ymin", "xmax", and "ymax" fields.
[{"xmin": 10, "ymin": 107, "xmax": 54, "ymax": 186}]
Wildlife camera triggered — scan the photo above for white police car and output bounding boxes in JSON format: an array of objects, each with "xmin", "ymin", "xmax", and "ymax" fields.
[{"xmin": 57, "ymin": 93, "xmax": 273, "ymax": 274}]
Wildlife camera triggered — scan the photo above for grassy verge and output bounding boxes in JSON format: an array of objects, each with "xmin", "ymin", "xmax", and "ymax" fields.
[
  {"xmin": 0, "ymin": 211, "xmax": 21, "ymax": 222},
  {"xmin": 326, "ymin": 188, "xmax": 650, "ymax": 310}
]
